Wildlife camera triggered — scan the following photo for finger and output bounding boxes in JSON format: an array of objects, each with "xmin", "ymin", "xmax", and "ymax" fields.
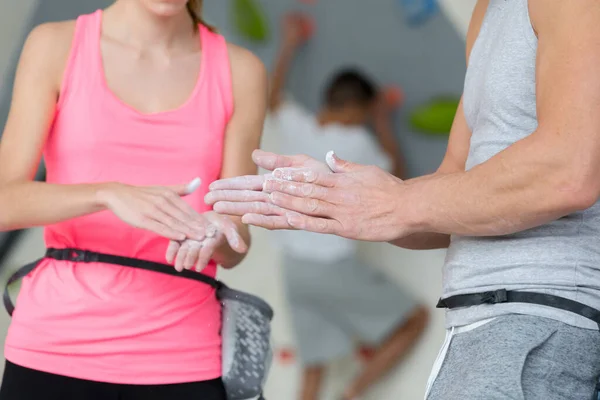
[
  {"xmin": 142, "ymin": 219, "xmax": 186, "ymax": 241},
  {"xmin": 326, "ymin": 151, "xmax": 361, "ymax": 173},
  {"xmin": 208, "ymin": 175, "xmax": 266, "ymax": 191},
  {"xmin": 195, "ymin": 240, "xmax": 216, "ymax": 273},
  {"xmin": 272, "ymin": 167, "xmax": 337, "ymax": 187},
  {"xmin": 213, "ymin": 201, "xmax": 286, "ymax": 217},
  {"xmin": 204, "ymin": 190, "xmax": 269, "ymax": 205},
  {"xmin": 263, "ymin": 179, "xmax": 331, "ymax": 200},
  {"xmin": 270, "ymin": 192, "xmax": 335, "ymax": 217},
  {"xmin": 241, "ymin": 214, "xmax": 293, "ymax": 230},
  {"xmin": 183, "ymin": 241, "xmax": 203, "ymax": 270},
  {"xmin": 164, "ymin": 177, "xmax": 202, "ymax": 196},
  {"xmin": 252, "ymin": 150, "xmax": 309, "ymax": 171},
  {"xmin": 166, "ymin": 240, "xmax": 181, "ymax": 264},
  {"xmin": 221, "ymin": 223, "xmax": 248, "ymax": 254},
  {"xmin": 174, "ymin": 242, "xmax": 190, "ymax": 272},
  {"xmin": 285, "ymin": 212, "xmax": 343, "ymax": 235}
]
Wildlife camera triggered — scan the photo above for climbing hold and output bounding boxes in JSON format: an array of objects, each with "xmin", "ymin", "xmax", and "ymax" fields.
[
  {"xmin": 231, "ymin": 0, "xmax": 270, "ymax": 42},
  {"xmin": 397, "ymin": 0, "xmax": 438, "ymax": 27},
  {"xmin": 384, "ymin": 86, "xmax": 404, "ymax": 108},
  {"xmin": 410, "ymin": 97, "xmax": 460, "ymax": 135}
]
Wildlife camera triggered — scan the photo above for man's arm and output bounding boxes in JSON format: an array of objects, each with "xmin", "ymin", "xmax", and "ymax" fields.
[
  {"xmin": 389, "ymin": 99, "xmax": 470, "ymax": 249},
  {"xmin": 268, "ymin": 15, "xmax": 305, "ymax": 112},
  {"xmin": 403, "ymin": 0, "xmax": 600, "ymax": 237},
  {"xmin": 388, "ymin": 0, "xmax": 487, "ymax": 249}
]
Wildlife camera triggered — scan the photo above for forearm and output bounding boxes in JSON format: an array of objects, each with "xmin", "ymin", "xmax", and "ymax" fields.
[
  {"xmin": 0, "ymin": 181, "xmax": 107, "ymax": 231},
  {"xmin": 269, "ymin": 46, "xmax": 296, "ymax": 111},
  {"xmin": 213, "ymin": 217, "xmax": 250, "ymax": 268},
  {"xmin": 404, "ymin": 133, "xmax": 586, "ymax": 237}
]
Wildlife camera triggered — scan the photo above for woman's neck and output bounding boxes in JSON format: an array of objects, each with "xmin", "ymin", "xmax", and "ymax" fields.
[{"xmin": 104, "ymin": 1, "xmax": 196, "ymax": 51}]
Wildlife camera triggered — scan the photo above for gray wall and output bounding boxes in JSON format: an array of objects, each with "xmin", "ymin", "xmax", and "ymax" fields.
[{"xmin": 0, "ymin": 0, "xmax": 466, "ymax": 177}]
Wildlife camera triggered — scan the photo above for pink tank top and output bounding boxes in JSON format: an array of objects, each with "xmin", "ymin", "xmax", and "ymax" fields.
[{"xmin": 5, "ymin": 10, "xmax": 233, "ymax": 384}]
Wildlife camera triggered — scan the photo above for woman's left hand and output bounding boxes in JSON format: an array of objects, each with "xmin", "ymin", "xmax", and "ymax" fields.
[{"xmin": 165, "ymin": 211, "xmax": 248, "ymax": 272}]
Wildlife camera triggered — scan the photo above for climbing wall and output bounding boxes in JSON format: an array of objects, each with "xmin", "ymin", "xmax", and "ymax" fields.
[{"xmin": 205, "ymin": 0, "xmax": 467, "ymax": 177}]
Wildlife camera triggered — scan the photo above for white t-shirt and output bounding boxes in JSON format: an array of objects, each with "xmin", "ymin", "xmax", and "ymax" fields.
[{"xmin": 272, "ymin": 100, "xmax": 392, "ymax": 263}]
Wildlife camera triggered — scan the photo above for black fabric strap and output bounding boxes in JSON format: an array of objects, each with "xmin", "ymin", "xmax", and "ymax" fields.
[
  {"xmin": 437, "ymin": 289, "xmax": 600, "ymax": 329},
  {"xmin": 4, "ymin": 248, "xmax": 222, "ymax": 316},
  {"xmin": 3, "ymin": 259, "xmax": 42, "ymax": 316}
]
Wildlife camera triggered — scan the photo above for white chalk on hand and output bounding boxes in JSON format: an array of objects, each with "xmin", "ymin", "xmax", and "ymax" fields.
[
  {"xmin": 325, "ymin": 150, "xmax": 336, "ymax": 171},
  {"xmin": 185, "ymin": 177, "xmax": 202, "ymax": 195}
]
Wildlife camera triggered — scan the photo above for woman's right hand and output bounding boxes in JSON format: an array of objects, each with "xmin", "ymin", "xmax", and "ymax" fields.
[{"xmin": 96, "ymin": 178, "xmax": 207, "ymax": 241}]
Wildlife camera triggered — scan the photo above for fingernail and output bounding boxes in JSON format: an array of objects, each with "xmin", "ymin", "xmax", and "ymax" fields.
[
  {"xmin": 286, "ymin": 213, "xmax": 300, "ymax": 227},
  {"xmin": 325, "ymin": 151, "xmax": 336, "ymax": 170},
  {"xmin": 185, "ymin": 177, "xmax": 202, "ymax": 195}
]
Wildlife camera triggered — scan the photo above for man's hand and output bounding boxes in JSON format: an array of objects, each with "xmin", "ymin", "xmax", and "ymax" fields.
[
  {"xmin": 205, "ymin": 150, "xmax": 333, "ymax": 229},
  {"xmin": 282, "ymin": 13, "xmax": 308, "ymax": 50},
  {"xmin": 206, "ymin": 150, "xmax": 411, "ymax": 241}
]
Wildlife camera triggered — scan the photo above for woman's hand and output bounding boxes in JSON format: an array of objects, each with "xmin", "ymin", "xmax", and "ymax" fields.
[
  {"xmin": 165, "ymin": 211, "xmax": 248, "ymax": 272},
  {"xmin": 96, "ymin": 177, "xmax": 207, "ymax": 242}
]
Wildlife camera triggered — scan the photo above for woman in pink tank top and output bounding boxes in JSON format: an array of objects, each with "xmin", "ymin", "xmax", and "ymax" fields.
[{"xmin": 0, "ymin": 0, "xmax": 267, "ymax": 399}]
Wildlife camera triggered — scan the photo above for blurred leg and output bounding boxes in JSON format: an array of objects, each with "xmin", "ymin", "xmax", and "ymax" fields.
[
  {"xmin": 300, "ymin": 365, "xmax": 326, "ymax": 400},
  {"xmin": 343, "ymin": 306, "xmax": 429, "ymax": 399}
]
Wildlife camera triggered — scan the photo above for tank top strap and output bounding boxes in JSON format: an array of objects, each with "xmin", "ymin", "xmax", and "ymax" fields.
[
  {"xmin": 196, "ymin": 25, "xmax": 234, "ymax": 121},
  {"xmin": 57, "ymin": 10, "xmax": 104, "ymax": 112}
]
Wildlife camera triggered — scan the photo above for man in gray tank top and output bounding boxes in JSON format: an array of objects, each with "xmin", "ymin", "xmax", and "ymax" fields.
[{"xmin": 207, "ymin": 0, "xmax": 600, "ymax": 398}]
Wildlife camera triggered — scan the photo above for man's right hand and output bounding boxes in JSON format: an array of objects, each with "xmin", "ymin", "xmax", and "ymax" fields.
[{"xmin": 96, "ymin": 178, "xmax": 208, "ymax": 242}]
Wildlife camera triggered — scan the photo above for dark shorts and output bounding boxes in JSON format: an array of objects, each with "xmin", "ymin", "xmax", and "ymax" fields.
[{"xmin": 0, "ymin": 361, "xmax": 226, "ymax": 400}]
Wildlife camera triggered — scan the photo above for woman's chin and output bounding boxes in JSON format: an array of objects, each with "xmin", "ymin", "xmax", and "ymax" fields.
[{"xmin": 143, "ymin": 0, "xmax": 188, "ymax": 18}]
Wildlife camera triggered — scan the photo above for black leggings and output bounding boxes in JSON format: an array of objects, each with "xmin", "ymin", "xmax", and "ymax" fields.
[{"xmin": 0, "ymin": 361, "xmax": 226, "ymax": 400}]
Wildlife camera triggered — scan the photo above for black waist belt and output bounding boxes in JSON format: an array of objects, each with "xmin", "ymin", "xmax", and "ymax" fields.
[
  {"xmin": 437, "ymin": 289, "xmax": 600, "ymax": 329},
  {"xmin": 3, "ymin": 248, "xmax": 222, "ymax": 316}
]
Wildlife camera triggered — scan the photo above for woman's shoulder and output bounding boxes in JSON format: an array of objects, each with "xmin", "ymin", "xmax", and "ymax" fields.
[
  {"xmin": 225, "ymin": 42, "xmax": 266, "ymax": 79},
  {"xmin": 22, "ymin": 21, "xmax": 77, "ymax": 89},
  {"xmin": 27, "ymin": 20, "xmax": 76, "ymax": 52}
]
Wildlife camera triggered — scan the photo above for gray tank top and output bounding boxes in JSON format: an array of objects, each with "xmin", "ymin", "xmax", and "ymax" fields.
[{"xmin": 444, "ymin": 0, "xmax": 600, "ymax": 330}]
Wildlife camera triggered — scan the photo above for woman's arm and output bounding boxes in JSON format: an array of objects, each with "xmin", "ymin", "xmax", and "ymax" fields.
[
  {"xmin": 0, "ymin": 22, "xmax": 106, "ymax": 230},
  {"xmin": 211, "ymin": 44, "xmax": 267, "ymax": 268},
  {"xmin": 0, "ymin": 23, "xmax": 208, "ymax": 241}
]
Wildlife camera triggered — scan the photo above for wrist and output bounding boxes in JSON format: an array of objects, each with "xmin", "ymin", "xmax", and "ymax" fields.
[
  {"xmin": 392, "ymin": 178, "xmax": 431, "ymax": 237},
  {"xmin": 93, "ymin": 182, "xmax": 119, "ymax": 209}
]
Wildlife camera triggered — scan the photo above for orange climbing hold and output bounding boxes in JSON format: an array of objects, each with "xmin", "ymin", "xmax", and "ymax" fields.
[{"xmin": 384, "ymin": 86, "xmax": 404, "ymax": 108}]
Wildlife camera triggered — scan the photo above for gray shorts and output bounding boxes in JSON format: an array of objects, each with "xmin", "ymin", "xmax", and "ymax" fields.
[
  {"xmin": 426, "ymin": 315, "xmax": 600, "ymax": 400},
  {"xmin": 282, "ymin": 254, "xmax": 418, "ymax": 366}
]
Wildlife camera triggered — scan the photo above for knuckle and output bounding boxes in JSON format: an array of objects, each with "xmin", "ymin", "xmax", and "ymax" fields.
[
  {"xmin": 162, "ymin": 189, "xmax": 175, "ymax": 198},
  {"xmin": 306, "ymin": 199, "xmax": 319, "ymax": 212},
  {"xmin": 301, "ymin": 183, "xmax": 314, "ymax": 196},
  {"xmin": 316, "ymin": 219, "xmax": 328, "ymax": 232}
]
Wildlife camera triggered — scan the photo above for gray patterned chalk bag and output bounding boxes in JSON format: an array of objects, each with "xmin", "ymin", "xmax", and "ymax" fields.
[{"xmin": 3, "ymin": 248, "xmax": 274, "ymax": 400}]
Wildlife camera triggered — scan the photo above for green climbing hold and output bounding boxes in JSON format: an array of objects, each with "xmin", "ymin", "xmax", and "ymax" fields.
[
  {"xmin": 410, "ymin": 97, "xmax": 460, "ymax": 135},
  {"xmin": 231, "ymin": 0, "xmax": 270, "ymax": 42}
]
